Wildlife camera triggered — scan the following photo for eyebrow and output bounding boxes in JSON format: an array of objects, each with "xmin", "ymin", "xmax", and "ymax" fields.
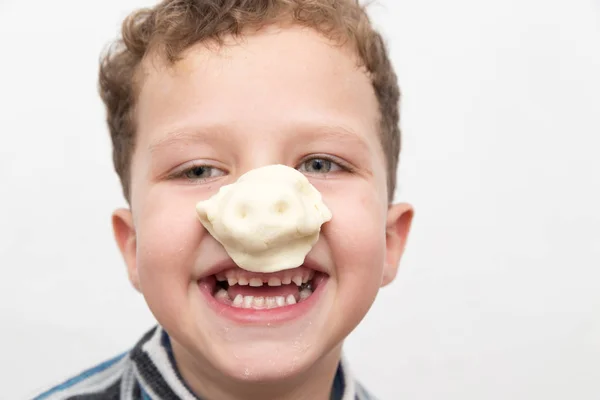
[
  {"xmin": 148, "ymin": 125, "xmax": 230, "ymax": 154},
  {"xmin": 296, "ymin": 124, "xmax": 371, "ymax": 151},
  {"xmin": 148, "ymin": 122, "xmax": 372, "ymax": 154}
]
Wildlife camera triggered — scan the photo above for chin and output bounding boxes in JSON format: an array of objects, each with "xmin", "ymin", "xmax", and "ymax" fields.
[{"xmin": 213, "ymin": 345, "xmax": 318, "ymax": 382}]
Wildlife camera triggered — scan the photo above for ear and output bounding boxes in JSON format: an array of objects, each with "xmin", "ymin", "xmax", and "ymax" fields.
[
  {"xmin": 112, "ymin": 208, "xmax": 140, "ymax": 292},
  {"xmin": 382, "ymin": 202, "xmax": 414, "ymax": 287}
]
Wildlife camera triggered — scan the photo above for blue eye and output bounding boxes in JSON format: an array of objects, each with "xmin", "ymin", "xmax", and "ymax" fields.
[
  {"xmin": 181, "ymin": 165, "xmax": 226, "ymax": 181},
  {"xmin": 298, "ymin": 158, "xmax": 342, "ymax": 174}
]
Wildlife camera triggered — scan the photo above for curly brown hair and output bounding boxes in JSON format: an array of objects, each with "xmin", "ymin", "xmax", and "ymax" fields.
[{"xmin": 99, "ymin": 0, "xmax": 401, "ymax": 202}]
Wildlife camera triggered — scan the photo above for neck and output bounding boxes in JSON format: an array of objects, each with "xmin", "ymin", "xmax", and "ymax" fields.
[{"xmin": 172, "ymin": 341, "xmax": 344, "ymax": 400}]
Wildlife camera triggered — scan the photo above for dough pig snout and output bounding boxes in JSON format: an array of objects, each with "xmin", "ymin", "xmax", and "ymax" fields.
[
  {"xmin": 196, "ymin": 164, "xmax": 332, "ymax": 273},
  {"xmin": 220, "ymin": 182, "xmax": 307, "ymax": 250}
]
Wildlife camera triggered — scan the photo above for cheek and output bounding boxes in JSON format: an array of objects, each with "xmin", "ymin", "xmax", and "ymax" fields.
[
  {"xmin": 138, "ymin": 201, "xmax": 199, "ymax": 266},
  {"xmin": 321, "ymin": 188, "xmax": 386, "ymax": 337},
  {"xmin": 326, "ymin": 189, "xmax": 387, "ymax": 285},
  {"xmin": 133, "ymin": 190, "xmax": 204, "ymax": 317},
  {"xmin": 136, "ymin": 185, "xmax": 206, "ymax": 259}
]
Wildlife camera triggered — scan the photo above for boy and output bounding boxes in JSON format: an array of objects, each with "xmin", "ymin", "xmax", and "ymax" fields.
[{"xmin": 36, "ymin": 0, "xmax": 413, "ymax": 399}]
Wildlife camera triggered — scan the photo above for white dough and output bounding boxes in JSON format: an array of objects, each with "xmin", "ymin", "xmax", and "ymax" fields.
[{"xmin": 196, "ymin": 164, "xmax": 332, "ymax": 273}]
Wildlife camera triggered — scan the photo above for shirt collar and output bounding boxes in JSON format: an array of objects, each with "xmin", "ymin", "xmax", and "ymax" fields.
[{"xmin": 130, "ymin": 325, "xmax": 357, "ymax": 400}]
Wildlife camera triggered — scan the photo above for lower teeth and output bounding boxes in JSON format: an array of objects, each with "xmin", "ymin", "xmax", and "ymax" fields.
[{"xmin": 213, "ymin": 288, "xmax": 313, "ymax": 309}]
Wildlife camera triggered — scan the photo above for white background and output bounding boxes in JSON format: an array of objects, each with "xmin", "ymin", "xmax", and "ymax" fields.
[{"xmin": 1, "ymin": 0, "xmax": 599, "ymax": 399}]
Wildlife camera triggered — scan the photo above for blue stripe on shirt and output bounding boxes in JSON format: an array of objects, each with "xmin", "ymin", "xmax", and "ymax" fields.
[{"xmin": 33, "ymin": 351, "xmax": 128, "ymax": 399}]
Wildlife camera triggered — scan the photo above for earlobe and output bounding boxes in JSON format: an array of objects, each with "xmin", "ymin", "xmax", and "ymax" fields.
[
  {"xmin": 382, "ymin": 203, "xmax": 414, "ymax": 287},
  {"xmin": 112, "ymin": 208, "xmax": 140, "ymax": 292}
]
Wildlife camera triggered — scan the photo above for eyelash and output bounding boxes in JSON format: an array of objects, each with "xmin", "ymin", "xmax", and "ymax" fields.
[
  {"xmin": 171, "ymin": 155, "xmax": 352, "ymax": 182},
  {"xmin": 169, "ymin": 164, "xmax": 226, "ymax": 182},
  {"xmin": 297, "ymin": 155, "xmax": 353, "ymax": 174}
]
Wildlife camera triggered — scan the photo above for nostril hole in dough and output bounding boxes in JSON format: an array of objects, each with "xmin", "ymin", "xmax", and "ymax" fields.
[
  {"xmin": 237, "ymin": 205, "xmax": 248, "ymax": 219},
  {"xmin": 274, "ymin": 201, "xmax": 288, "ymax": 214}
]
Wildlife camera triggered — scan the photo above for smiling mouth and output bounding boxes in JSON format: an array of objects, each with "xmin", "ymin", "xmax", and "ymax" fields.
[{"xmin": 203, "ymin": 266, "xmax": 324, "ymax": 310}]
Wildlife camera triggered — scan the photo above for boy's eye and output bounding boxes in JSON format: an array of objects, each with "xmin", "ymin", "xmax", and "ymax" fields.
[
  {"xmin": 182, "ymin": 165, "xmax": 226, "ymax": 181},
  {"xmin": 297, "ymin": 158, "xmax": 342, "ymax": 174}
]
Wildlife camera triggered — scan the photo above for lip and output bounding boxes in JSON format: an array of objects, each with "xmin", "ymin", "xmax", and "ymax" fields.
[
  {"xmin": 198, "ymin": 255, "xmax": 330, "ymax": 280},
  {"xmin": 199, "ymin": 258, "xmax": 239, "ymax": 280},
  {"xmin": 198, "ymin": 273, "xmax": 328, "ymax": 324}
]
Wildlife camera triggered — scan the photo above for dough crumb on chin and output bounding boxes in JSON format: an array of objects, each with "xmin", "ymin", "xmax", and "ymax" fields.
[{"xmin": 196, "ymin": 164, "xmax": 331, "ymax": 273}]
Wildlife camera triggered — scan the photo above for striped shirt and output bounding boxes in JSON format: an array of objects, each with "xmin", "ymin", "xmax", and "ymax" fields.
[{"xmin": 34, "ymin": 326, "xmax": 376, "ymax": 400}]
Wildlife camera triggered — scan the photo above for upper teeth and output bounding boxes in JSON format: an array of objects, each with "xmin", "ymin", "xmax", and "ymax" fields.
[
  {"xmin": 216, "ymin": 270, "xmax": 314, "ymax": 287},
  {"xmin": 268, "ymin": 277, "xmax": 281, "ymax": 286},
  {"xmin": 249, "ymin": 278, "xmax": 262, "ymax": 287},
  {"xmin": 292, "ymin": 275, "xmax": 303, "ymax": 286}
]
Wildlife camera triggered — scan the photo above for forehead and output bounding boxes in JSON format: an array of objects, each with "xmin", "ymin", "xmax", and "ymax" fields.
[{"xmin": 134, "ymin": 25, "xmax": 381, "ymax": 155}]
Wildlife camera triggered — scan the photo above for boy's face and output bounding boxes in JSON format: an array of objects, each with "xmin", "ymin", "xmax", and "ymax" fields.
[{"xmin": 113, "ymin": 25, "xmax": 412, "ymax": 384}]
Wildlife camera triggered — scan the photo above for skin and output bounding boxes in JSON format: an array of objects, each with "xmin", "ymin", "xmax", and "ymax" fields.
[{"xmin": 112, "ymin": 25, "xmax": 413, "ymax": 400}]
